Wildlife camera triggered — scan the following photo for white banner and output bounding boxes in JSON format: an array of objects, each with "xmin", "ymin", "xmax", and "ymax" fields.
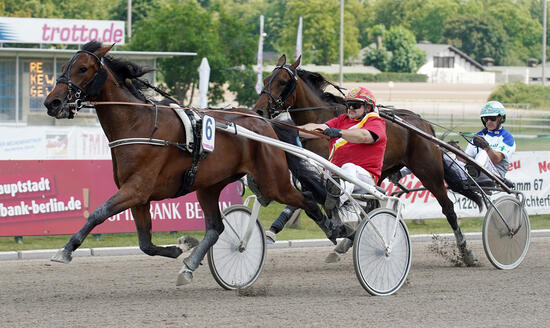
[
  {"xmin": 296, "ymin": 16, "xmax": 302, "ymax": 64},
  {"xmin": 0, "ymin": 17, "xmax": 125, "ymax": 44},
  {"xmin": 380, "ymin": 151, "xmax": 550, "ymax": 218},
  {"xmin": 1, "ymin": 126, "xmax": 110, "ymax": 160}
]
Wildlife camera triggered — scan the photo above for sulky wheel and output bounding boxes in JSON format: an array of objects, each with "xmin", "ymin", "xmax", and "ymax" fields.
[
  {"xmin": 207, "ymin": 205, "xmax": 266, "ymax": 289},
  {"xmin": 353, "ymin": 208, "xmax": 411, "ymax": 296},
  {"xmin": 482, "ymin": 195, "xmax": 530, "ymax": 270}
]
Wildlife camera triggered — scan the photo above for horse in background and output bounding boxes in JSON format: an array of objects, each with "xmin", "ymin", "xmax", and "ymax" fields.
[
  {"xmin": 254, "ymin": 55, "xmax": 482, "ymax": 265},
  {"xmin": 43, "ymin": 41, "xmax": 346, "ymax": 285}
]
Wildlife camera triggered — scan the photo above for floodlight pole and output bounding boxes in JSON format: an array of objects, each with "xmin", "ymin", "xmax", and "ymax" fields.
[
  {"xmin": 127, "ymin": 0, "xmax": 132, "ymax": 40},
  {"xmin": 339, "ymin": 0, "xmax": 344, "ymax": 86},
  {"xmin": 543, "ymin": 0, "xmax": 547, "ymax": 86}
]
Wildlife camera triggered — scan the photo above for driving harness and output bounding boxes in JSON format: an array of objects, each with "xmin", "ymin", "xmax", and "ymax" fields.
[{"xmin": 60, "ymin": 50, "xmax": 210, "ymax": 196}]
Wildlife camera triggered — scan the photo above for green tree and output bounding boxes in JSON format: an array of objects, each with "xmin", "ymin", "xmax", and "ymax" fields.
[
  {"xmin": 263, "ymin": 0, "xmax": 286, "ymax": 54},
  {"xmin": 347, "ymin": 0, "xmax": 372, "ymax": 48},
  {"xmin": 277, "ymin": 0, "xmax": 361, "ymax": 65},
  {"xmin": 384, "ymin": 26, "xmax": 425, "ymax": 72},
  {"xmin": 371, "ymin": 0, "xmax": 405, "ymax": 29},
  {"xmin": 109, "ymin": 0, "xmax": 166, "ymax": 36},
  {"xmin": 367, "ymin": 24, "xmax": 386, "ymax": 48},
  {"xmin": 363, "ymin": 26, "xmax": 424, "ymax": 73},
  {"xmin": 487, "ymin": 1, "xmax": 541, "ymax": 65},
  {"xmin": 0, "ymin": 0, "xmax": 116, "ymax": 19},
  {"xmin": 363, "ymin": 44, "xmax": 390, "ymax": 71},
  {"xmin": 443, "ymin": 14, "xmax": 508, "ymax": 65},
  {"xmin": 401, "ymin": 0, "xmax": 459, "ymax": 43},
  {"xmin": 129, "ymin": 0, "xmax": 257, "ymax": 106}
]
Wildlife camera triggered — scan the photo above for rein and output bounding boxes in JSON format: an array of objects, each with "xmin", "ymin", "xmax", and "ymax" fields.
[
  {"xmin": 75, "ymin": 100, "xmax": 330, "ymax": 141},
  {"xmin": 377, "ymin": 104, "xmax": 475, "ymax": 145}
]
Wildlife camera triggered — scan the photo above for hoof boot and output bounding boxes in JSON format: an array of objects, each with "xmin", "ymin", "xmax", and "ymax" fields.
[
  {"xmin": 265, "ymin": 230, "xmax": 276, "ymax": 245},
  {"xmin": 51, "ymin": 249, "xmax": 72, "ymax": 264},
  {"xmin": 459, "ymin": 243, "xmax": 478, "ymax": 267},
  {"xmin": 325, "ymin": 251, "xmax": 341, "ymax": 263},
  {"xmin": 176, "ymin": 264, "xmax": 194, "ymax": 286},
  {"xmin": 334, "ymin": 238, "xmax": 353, "ymax": 254}
]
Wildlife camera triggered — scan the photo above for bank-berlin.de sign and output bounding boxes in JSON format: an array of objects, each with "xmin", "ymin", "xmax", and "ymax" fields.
[{"xmin": 0, "ymin": 17, "xmax": 125, "ymax": 45}]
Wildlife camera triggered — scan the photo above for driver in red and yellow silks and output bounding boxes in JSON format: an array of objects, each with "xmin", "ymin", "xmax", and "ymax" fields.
[{"xmin": 299, "ymin": 86, "xmax": 386, "ymax": 218}]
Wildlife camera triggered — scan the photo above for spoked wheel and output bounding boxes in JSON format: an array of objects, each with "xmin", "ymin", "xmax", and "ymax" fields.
[
  {"xmin": 483, "ymin": 195, "xmax": 530, "ymax": 270},
  {"xmin": 207, "ymin": 205, "xmax": 266, "ymax": 290},
  {"xmin": 353, "ymin": 208, "xmax": 411, "ymax": 296}
]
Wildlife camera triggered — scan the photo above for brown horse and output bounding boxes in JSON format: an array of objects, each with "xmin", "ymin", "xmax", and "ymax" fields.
[
  {"xmin": 43, "ymin": 41, "xmax": 345, "ymax": 284},
  {"xmin": 255, "ymin": 55, "xmax": 482, "ymax": 265}
]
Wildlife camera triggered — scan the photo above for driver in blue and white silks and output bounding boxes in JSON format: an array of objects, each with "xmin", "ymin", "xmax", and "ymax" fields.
[
  {"xmin": 393, "ymin": 101, "xmax": 515, "ymax": 184},
  {"xmin": 460, "ymin": 100, "xmax": 516, "ymax": 182}
]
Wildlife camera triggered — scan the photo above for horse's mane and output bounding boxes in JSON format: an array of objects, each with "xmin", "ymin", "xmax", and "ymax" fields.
[
  {"xmin": 297, "ymin": 68, "xmax": 425, "ymax": 121},
  {"xmin": 297, "ymin": 69, "xmax": 346, "ymax": 104},
  {"xmin": 82, "ymin": 41, "xmax": 155, "ymax": 102},
  {"xmin": 296, "ymin": 69, "xmax": 346, "ymax": 115}
]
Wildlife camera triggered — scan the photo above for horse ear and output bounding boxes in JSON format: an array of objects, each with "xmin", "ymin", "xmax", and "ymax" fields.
[
  {"xmin": 277, "ymin": 55, "xmax": 286, "ymax": 66},
  {"xmin": 290, "ymin": 55, "xmax": 301, "ymax": 70},
  {"xmin": 95, "ymin": 43, "xmax": 115, "ymax": 58}
]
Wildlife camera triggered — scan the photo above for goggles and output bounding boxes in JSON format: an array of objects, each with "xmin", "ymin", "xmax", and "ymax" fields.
[
  {"xmin": 482, "ymin": 116, "xmax": 499, "ymax": 123},
  {"xmin": 345, "ymin": 100, "xmax": 366, "ymax": 110}
]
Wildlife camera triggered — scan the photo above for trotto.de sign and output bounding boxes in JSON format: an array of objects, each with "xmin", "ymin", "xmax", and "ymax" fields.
[{"xmin": 0, "ymin": 17, "xmax": 125, "ymax": 45}]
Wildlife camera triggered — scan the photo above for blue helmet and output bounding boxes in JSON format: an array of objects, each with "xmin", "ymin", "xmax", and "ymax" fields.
[{"xmin": 480, "ymin": 101, "xmax": 506, "ymax": 125}]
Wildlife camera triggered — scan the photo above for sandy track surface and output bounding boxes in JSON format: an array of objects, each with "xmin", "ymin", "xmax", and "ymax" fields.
[{"xmin": 1, "ymin": 237, "xmax": 549, "ymax": 328}]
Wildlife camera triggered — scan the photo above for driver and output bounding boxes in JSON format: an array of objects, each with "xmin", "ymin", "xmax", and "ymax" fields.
[
  {"xmin": 392, "ymin": 100, "xmax": 515, "ymax": 185},
  {"xmin": 298, "ymin": 86, "xmax": 387, "ymax": 260},
  {"xmin": 461, "ymin": 100, "xmax": 516, "ymax": 182}
]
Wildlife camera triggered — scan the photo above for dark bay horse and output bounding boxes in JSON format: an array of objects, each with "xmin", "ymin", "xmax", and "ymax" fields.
[
  {"xmin": 255, "ymin": 55, "xmax": 482, "ymax": 265},
  {"xmin": 43, "ymin": 41, "xmax": 339, "ymax": 284}
]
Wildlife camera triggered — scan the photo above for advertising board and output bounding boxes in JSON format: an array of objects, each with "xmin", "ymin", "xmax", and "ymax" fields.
[{"xmin": 0, "ymin": 17, "xmax": 125, "ymax": 44}]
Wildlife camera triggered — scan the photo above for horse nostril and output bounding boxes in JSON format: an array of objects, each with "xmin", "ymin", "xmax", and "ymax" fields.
[{"xmin": 47, "ymin": 98, "xmax": 62, "ymax": 111}]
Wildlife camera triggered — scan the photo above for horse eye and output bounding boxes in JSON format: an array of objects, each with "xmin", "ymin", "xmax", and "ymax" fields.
[
  {"xmin": 79, "ymin": 67, "xmax": 88, "ymax": 73},
  {"xmin": 279, "ymin": 80, "xmax": 287, "ymax": 86}
]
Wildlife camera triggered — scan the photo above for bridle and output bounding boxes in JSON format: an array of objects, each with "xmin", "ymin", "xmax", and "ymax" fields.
[
  {"xmin": 260, "ymin": 64, "xmax": 297, "ymax": 118},
  {"xmin": 56, "ymin": 50, "xmax": 108, "ymax": 118}
]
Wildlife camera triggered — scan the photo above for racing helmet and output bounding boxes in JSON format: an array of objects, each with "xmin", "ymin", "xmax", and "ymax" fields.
[
  {"xmin": 480, "ymin": 101, "xmax": 506, "ymax": 125},
  {"xmin": 346, "ymin": 86, "xmax": 376, "ymax": 111}
]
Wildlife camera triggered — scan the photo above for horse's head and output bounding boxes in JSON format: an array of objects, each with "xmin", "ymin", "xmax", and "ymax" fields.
[
  {"xmin": 44, "ymin": 43, "xmax": 113, "ymax": 119},
  {"xmin": 254, "ymin": 54, "xmax": 301, "ymax": 118}
]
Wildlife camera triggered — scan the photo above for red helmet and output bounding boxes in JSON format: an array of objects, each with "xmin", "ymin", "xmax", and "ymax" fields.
[{"xmin": 346, "ymin": 86, "xmax": 376, "ymax": 108}]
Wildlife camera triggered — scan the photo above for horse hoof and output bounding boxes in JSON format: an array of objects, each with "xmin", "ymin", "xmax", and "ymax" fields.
[
  {"xmin": 459, "ymin": 246, "xmax": 478, "ymax": 266},
  {"xmin": 50, "ymin": 249, "xmax": 72, "ymax": 264},
  {"xmin": 265, "ymin": 230, "xmax": 276, "ymax": 245},
  {"xmin": 176, "ymin": 264, "xmax": 194, "ymax": 286},
  {"xmin": 177, "ymin": 235, "xmax": 200, "ymax": 252},
  {"xmin": 334, "ymin": 238, "xmax": 353, "ymax": 254},
  {"xmin": 462, "ymin": 250, "xmax": 477, "ymax": 267},
  {"xmin": 325, "ymin": 252, "xmax": 341, "ymax": 263}
]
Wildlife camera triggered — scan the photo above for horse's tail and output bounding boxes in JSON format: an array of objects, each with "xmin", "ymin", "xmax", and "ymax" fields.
[{"xmin": 442, "ymin": 156, "xmax": 484, "ymax": 212}]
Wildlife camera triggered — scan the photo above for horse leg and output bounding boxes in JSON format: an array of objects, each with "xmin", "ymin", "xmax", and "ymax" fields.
[
  {"xmin": 51, "ymin": 188, "xmax": 138, "ymax": 263},
  {"xmin": 413, "ymin": 168, "xmax": 477, "ymax": 266},
  {"xmin": 266, "ymin": 183, "xmax": 350, "ymax": 245},
  {"xmin": 267, "ymin": 155, "xmax": 325, "ymax": 237},
  {"xmin": 269, "ymin": 205, "xmax": 299, "ymax": 234},
  {"xmin": 132, "ymin": 203, "xmax": 183, "ymax": 258},
  {"xmin": 176, "ymin": 184, "xmax": 226, "ymax": 286},
  {"xmin": 440, "ymin": 192, "xmax": 477, "ymax": 266}
]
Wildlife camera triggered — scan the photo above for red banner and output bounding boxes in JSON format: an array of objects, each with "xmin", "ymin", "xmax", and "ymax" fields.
[{"xmin": 0, "ymin": 160, "xmax": 242, "ymax": 236}]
